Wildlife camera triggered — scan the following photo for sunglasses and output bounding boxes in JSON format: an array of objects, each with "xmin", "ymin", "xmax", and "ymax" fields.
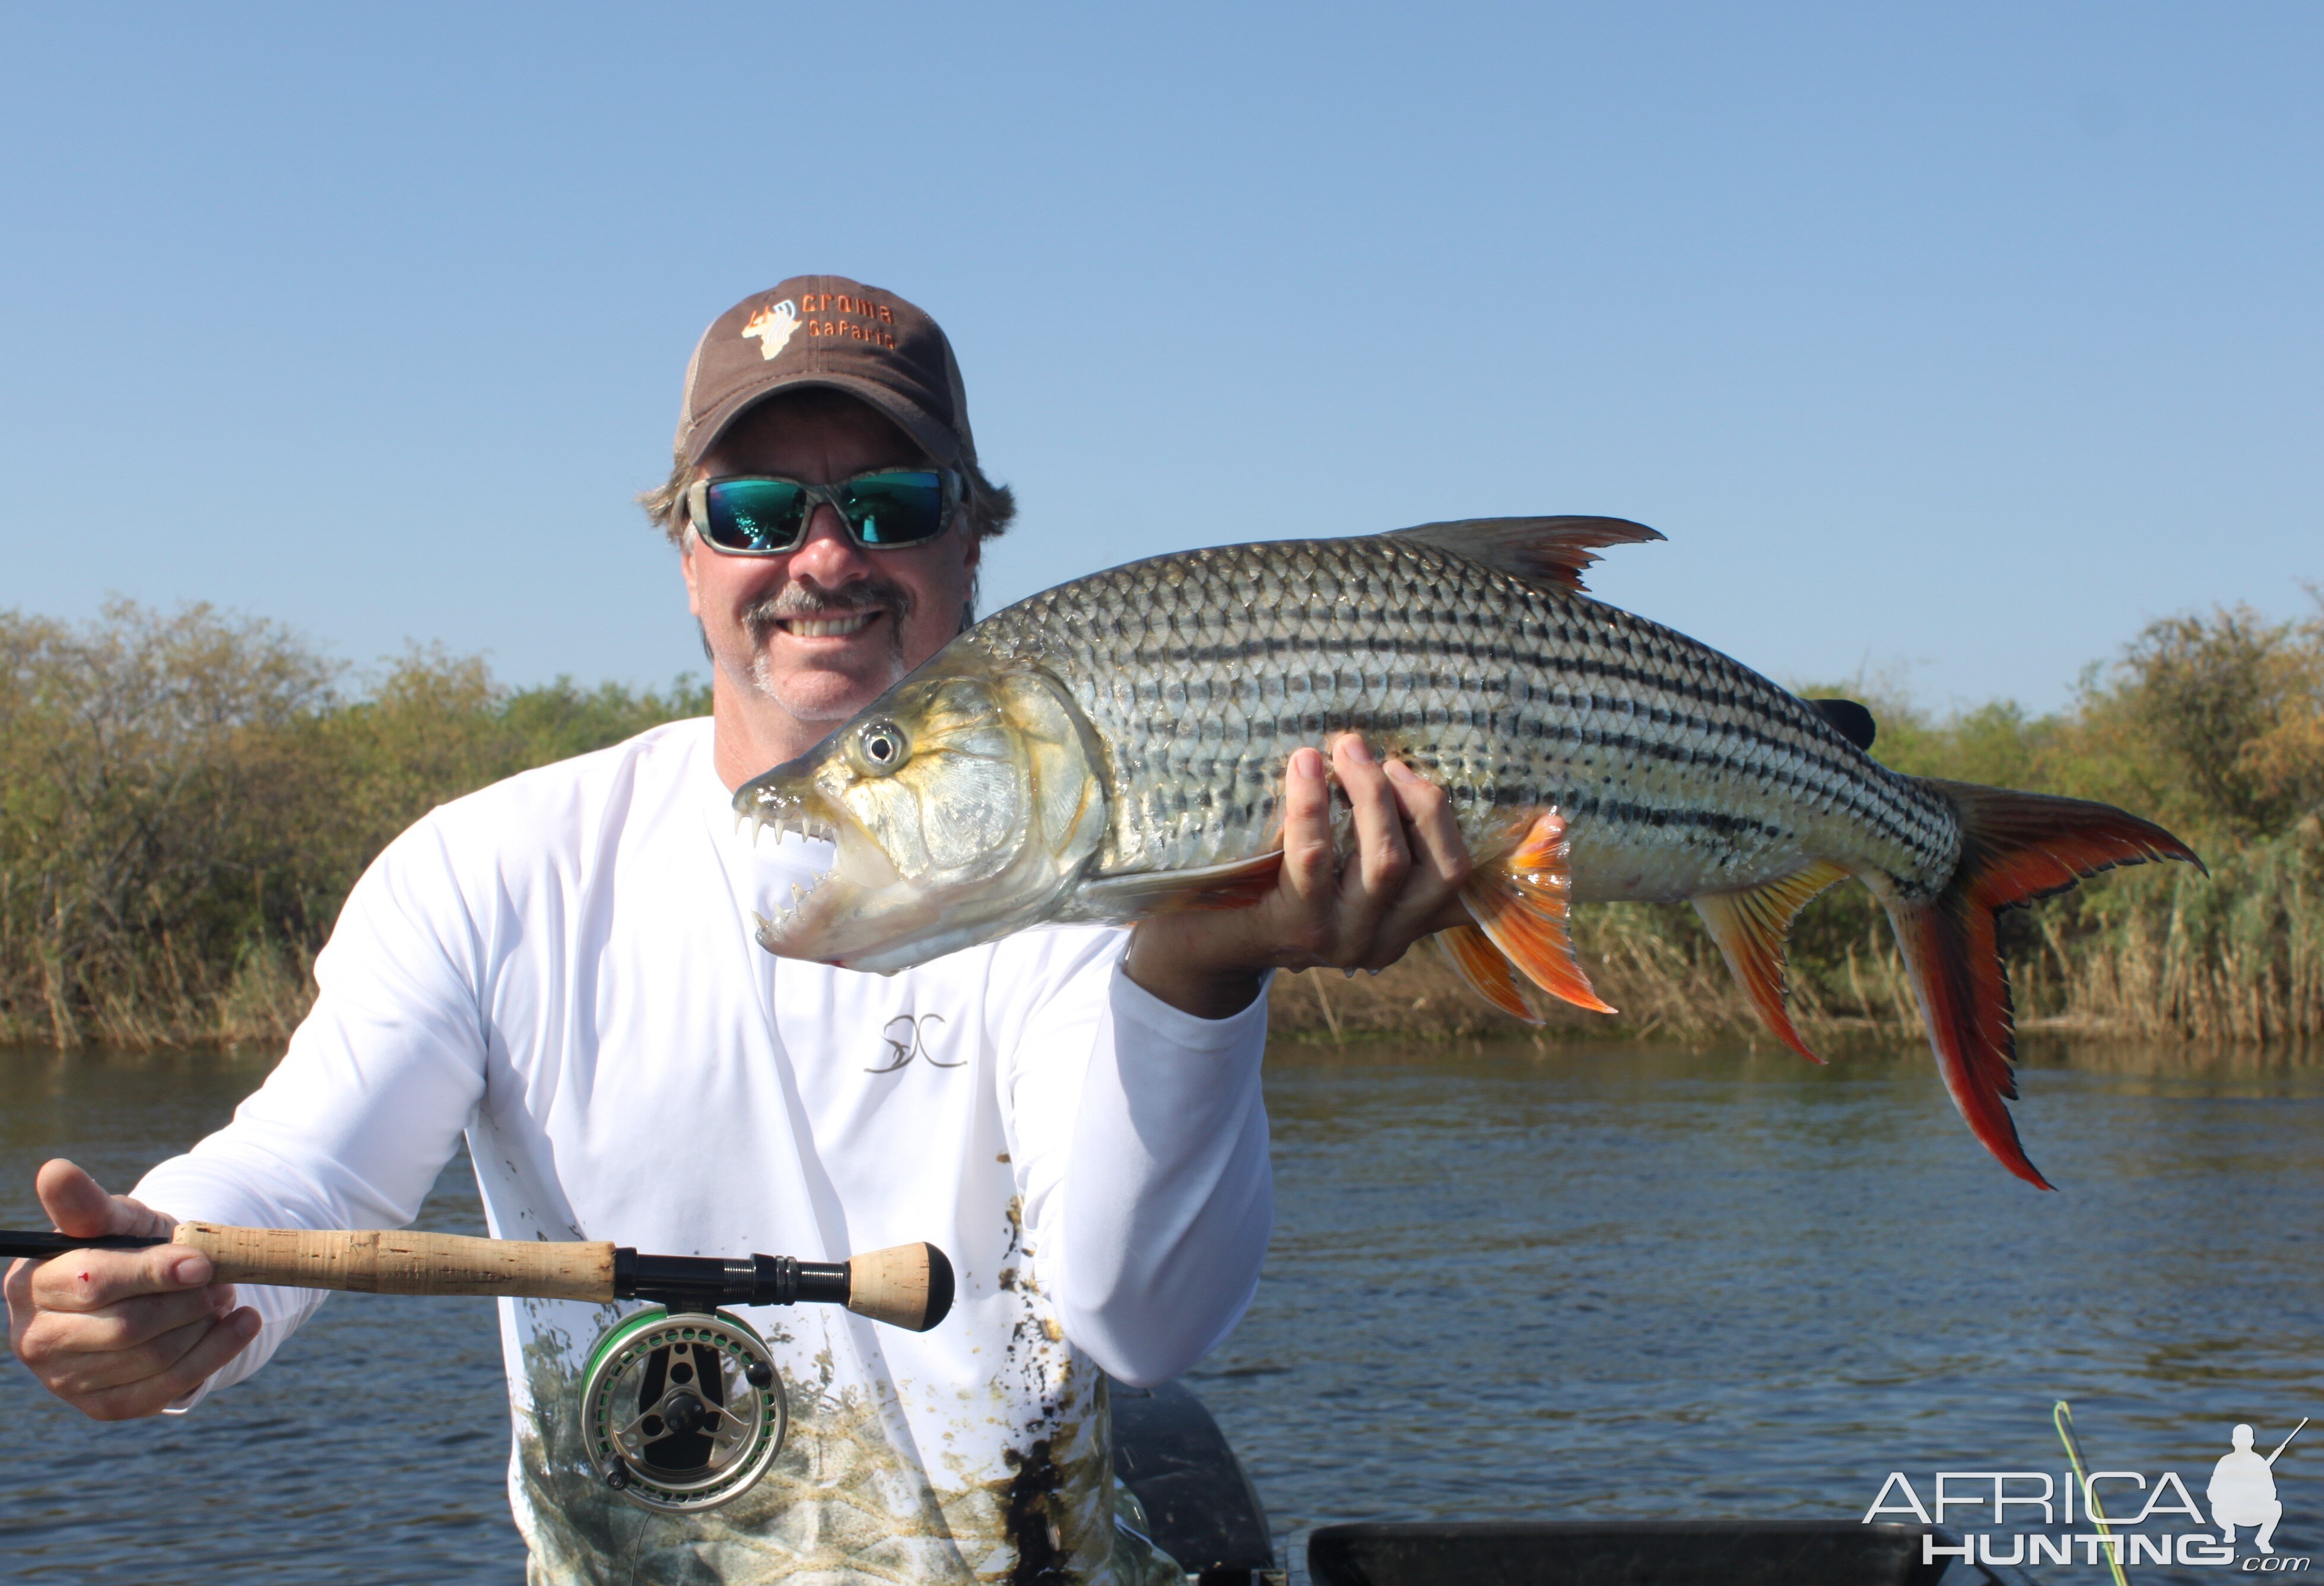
[{"xmin": 686, "ymin": 468, "xmax": 963, "ymax": 555}]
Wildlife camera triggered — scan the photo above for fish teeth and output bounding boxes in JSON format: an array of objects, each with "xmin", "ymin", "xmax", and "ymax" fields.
[{"xmin": 741, "ymin": 806, "xmax": 831, "ymax": 851}]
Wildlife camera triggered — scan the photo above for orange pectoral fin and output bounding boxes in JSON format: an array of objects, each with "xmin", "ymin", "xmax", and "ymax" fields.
[
  {"xmin": 1690, "ymin": 862, "xmax": 1850, "ymax": 1065},
  {"xmin": 1433, "ymin": 926, "xmax": 1542, "ymax": 1023},
  {"xmin": 1459, "ymin": 809, "xmax": 1615, "ymax": 1016}
]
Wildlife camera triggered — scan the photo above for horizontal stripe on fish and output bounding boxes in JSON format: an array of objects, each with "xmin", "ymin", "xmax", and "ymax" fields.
[{"xmin": 1081, "ymin": 683, "xmax": 1947, "ymax": 866}]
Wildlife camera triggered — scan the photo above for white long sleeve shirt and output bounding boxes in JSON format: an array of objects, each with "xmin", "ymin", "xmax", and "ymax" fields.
[{"xmin": 134, "ymin": 718, "xmax": 1272, "ymax": 1585}]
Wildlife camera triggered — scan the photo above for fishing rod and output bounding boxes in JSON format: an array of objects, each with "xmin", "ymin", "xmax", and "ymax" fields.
[
  {"xmin": 2055, "ymin": 1400, "xmax": 2132, "ymax": 1586},
  {"xmin": 2268, "ymin": 1419, "xmax": 2307, "ymax": 1464},
  {"xmin": 4, "ymin": 1222, "xmax": 954, "ymax": 1512}
]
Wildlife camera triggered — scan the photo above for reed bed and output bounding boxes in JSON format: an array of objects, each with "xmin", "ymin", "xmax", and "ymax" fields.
[{"xmin": 4, "ymin": 596, "xmax": 2319, "ymax": 1051}]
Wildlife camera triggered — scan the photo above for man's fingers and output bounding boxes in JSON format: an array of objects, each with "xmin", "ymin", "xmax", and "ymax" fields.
[
  {"xmin": 9, "ymin": 1163, "xmax": 238, "ymax": 1425},
  {"xmin": 158, "ymin": 1305, "xmax": 260, "ymax": 1401},
  {"xmin": 37, "ymin": 1159, "xmax": 122, "ymax": 1239},
  {"xmin": 5, "ymin": 1255, "xmax": 37, "ymax": 1350},
  {"xmin": 30, "ymin": 1244, "xmax": 212, "ymax": 1314},
  {"xmin": 45, "ymin": 1306, "xmax": 224, "ymax": 1396},
  {"xmin": 34, "ymin": 1158, "xmax": 169, "ymax": 1241},
  {"xmin": 1367, "ymin": 756, "xmax": 1478, "ymax": 957},
  {"xmin": 1385, "ymin": 758, "xmax": 1473, "ymax": 893},
  {"xmin": 19, "ymin": 1282, "xmax": 229, "ymax": 1362},
  {"xmin": 1278, "ymin": 747, "xmax": 1336, "ymax": 903},
  {"xmin": 1332, "ymin": 736, "xmax": 1412, "ymax": 910},
  {"xmin": 75, "ymin": 1307, "xmax": 259, "ymax": 1423}
]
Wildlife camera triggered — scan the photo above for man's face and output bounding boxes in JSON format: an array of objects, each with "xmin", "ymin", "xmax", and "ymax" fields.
[{"xmin": 682, "ymin": 392, "xmax": 980, "ymax": 727}]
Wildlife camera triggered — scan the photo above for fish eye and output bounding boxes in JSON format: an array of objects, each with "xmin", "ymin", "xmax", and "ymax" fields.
[{"xmin": 855, "ymin": 721, "xmax": 910, "ymax": 775}]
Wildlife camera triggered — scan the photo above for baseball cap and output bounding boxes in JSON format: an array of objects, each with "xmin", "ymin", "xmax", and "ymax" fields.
[{"xmin": 671, "ymin": 275, "xmax": 979, "ymax": 473}]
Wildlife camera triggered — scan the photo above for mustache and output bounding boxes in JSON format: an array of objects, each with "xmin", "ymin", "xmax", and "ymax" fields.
[{"xmin": 741, "ymin": 579, "xmax": 916, "ymax": 645}]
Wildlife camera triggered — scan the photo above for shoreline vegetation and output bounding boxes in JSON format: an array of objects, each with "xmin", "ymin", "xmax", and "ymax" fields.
[{"xmin": 5, "ymin": 598, "xmax": 2320, "ymax": 1052}]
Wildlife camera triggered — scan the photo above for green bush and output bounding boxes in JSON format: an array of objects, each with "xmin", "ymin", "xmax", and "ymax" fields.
[{"xmin": 0, "ymin": 602, "xmax": 705, "ymax": 1046}]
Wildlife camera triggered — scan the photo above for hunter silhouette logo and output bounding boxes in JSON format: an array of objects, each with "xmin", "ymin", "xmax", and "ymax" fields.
[
  {"xmin": 741, "ymin": 299, "xmax": 799, "ymax": 360},
  {"xmin": 2214, "ymin": 1420, "xmax": 2304, "ymax": 1555}
]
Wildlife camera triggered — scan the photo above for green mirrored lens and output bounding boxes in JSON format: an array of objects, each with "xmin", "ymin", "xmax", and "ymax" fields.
[
  {"xmin": 837, "ymin": 471, "xmax": 948, "ymax": 545},
  {"xmin": 705, "ymin": 480, "xmax": 809, "ymax": 551}
]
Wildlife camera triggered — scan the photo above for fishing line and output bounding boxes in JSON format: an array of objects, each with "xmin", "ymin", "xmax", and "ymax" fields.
[{"xmin": 2054, "ymin": 1399, "xmax": 2132, "ymax": 1586}]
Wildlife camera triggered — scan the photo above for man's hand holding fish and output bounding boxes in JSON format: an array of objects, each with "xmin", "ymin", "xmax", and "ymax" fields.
[{"xmin": 1123, "ymin": 735, "xmax": 1481, "ymax": 1019}]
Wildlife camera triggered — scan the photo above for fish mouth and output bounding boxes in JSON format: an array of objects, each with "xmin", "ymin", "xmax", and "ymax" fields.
[{"xmin": 731, "ymin": 775, "xmax": 926, "ymax": 966}]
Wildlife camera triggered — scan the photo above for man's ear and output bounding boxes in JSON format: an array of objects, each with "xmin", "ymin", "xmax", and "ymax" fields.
[{"xmin": 680, "ymin": 528, "xmax": 704, "ymax": 617}]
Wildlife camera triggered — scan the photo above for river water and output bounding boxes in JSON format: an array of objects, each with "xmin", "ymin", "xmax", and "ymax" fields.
[{"xmin": 2, "ymin": 1036, "xmax": 2317, "ymax": 1582}]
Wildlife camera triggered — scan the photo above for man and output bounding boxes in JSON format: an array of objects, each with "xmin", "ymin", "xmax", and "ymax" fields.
[{"xmin": 7, "ymin": 277, "xmax": 1471, "ymax": 1583}]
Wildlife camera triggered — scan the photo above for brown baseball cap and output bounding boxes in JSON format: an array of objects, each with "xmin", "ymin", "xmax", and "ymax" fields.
[{"xmin": 671, "ymin": 275, "xmax": 979, "ymax": 473}]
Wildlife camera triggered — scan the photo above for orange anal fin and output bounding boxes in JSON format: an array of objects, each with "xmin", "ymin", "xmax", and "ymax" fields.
[
  {"xmin": 1433, "ymin": 926, "xmax": 1542, "ymax": 1024},
  {"xmin": 1461, "ymin": 810, "xmax": 1615, "ymax": 1015},
  {"xmin": 1690, "ymin": 861, "xmax": 1850, "ymax": 1065},
  {"xmin": 1078, "ymin": 851, "xmax": 1285, "ymax": 916}
]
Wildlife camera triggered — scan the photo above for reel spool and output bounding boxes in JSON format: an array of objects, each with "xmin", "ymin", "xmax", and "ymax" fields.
[{"xmin": 580, "ymin": 1308, "xmax": 788, "ymax": 1512}]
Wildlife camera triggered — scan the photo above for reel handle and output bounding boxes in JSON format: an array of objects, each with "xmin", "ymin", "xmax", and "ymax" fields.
[{"xmin": 843, "ymin": 1242, "xmax": 954, "ymax": 1333}]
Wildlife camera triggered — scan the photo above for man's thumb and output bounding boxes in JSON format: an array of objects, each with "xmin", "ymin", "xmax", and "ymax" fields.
[{"xmin": 35, "ymin": 1158, "xmax": 135, "ymax": 1239}]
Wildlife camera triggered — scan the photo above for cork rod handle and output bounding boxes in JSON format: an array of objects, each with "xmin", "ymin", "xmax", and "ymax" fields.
[
  {"xmin": 845, "ymin": 1241, "xmax": 955, "ymax": 1333},
  {"xmin": 174, "ymin": 1222, "xmax": 617, "ymax": 1302}
]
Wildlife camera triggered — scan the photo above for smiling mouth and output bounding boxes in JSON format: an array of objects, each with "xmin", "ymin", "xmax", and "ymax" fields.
[{"xmin": 778, "ymin": 613, "xmax": 880, "ymax": 638}]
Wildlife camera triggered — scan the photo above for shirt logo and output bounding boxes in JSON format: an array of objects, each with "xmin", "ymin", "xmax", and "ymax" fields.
[
  {"xmin": 741, "ymin": 299, "xmax": 800, "ymax": 360},
  {"xmin": 867, "ymin": 1013, "xmax": 959, "ymax": 1074}
]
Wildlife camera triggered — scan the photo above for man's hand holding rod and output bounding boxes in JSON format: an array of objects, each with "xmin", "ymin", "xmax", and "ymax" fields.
[{"xmin": 4, "ymin": 1159, "xmax": 259, "ymax": 1422}]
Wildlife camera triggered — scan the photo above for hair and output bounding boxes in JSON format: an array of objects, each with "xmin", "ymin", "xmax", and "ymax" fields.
[{"xmin": 637, "ymin": 386, "xmax": 1017, "ymax": 550}]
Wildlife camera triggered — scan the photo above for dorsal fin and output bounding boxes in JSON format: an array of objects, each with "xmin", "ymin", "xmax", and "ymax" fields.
[
  {"xmin": 1384, "ymin": 515, "xmax": 1663, "ymax": 593},
  {"xmin": 1807, "ymin": 697, "xmax": 1877, "ymax": 751}
]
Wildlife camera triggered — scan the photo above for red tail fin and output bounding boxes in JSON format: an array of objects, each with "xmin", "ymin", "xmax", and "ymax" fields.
[{"xmin": 1883, "ymin": 779, "xmax": 2203, "ymax": 1191}]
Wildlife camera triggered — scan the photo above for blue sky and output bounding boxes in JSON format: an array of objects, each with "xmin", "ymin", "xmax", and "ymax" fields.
[{"xmin": 3, "ymin": 4, "xmax": 2316, "ymax": 713}]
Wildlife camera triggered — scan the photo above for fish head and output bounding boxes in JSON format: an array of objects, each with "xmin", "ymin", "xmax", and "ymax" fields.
[{"xmin": 734, "ymin": 659, "xmax": 1108, "ymax": 971}]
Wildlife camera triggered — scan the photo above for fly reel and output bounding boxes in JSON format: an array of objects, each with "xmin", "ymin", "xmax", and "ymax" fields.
[
  {"xmin": 580, "ymin": 1306, "xmax": 787, "ymax": 1512},
  {"xmin": 572, "ymin": 1241, "xmax": 953, "ymax": 1513}
]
